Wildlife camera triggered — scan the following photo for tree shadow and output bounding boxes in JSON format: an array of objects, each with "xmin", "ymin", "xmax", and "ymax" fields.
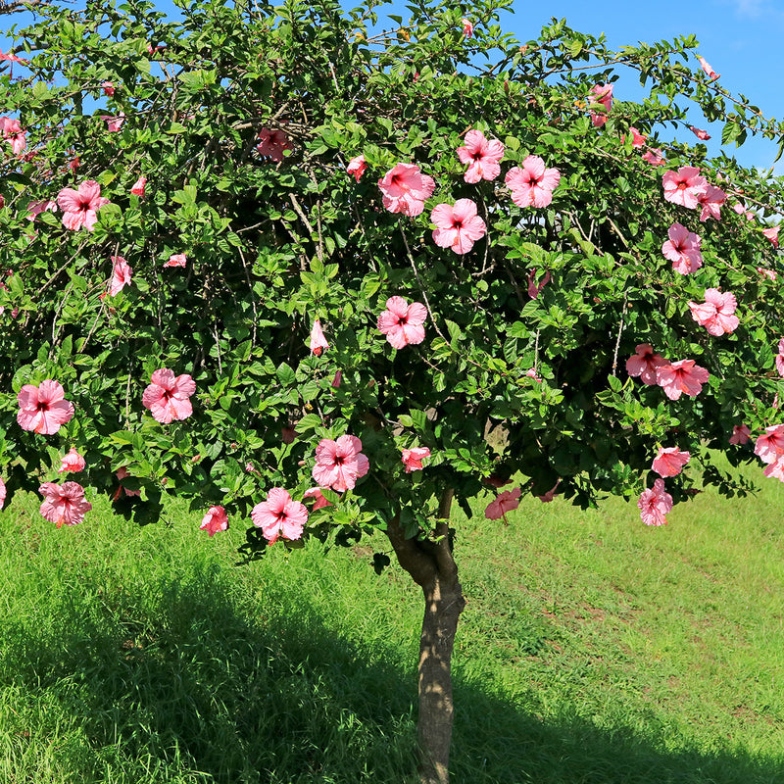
[{"xmin": 3, "ymin": 561, "xmax": 781, "ymax": 784}]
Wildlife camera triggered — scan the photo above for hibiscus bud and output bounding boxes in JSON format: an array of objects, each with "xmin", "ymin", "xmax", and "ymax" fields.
[{"xmin": 282, "ymin": 426, "xmax": 296, "ymax": 444}]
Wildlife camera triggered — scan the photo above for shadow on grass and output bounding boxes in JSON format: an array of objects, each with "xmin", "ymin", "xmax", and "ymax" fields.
[{"xmin": 3, "ymin": 561, "xmax": 781, "ymax": 784}]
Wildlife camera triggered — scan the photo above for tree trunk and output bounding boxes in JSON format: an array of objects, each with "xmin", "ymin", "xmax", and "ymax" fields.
[{"xmin": 385, "ymin": 489, "xmax": 466, "ymax": 784}]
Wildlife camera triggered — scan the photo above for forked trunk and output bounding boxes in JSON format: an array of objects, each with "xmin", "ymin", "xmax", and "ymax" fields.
[{"xmin": 386, "ymin": 490, "xmax": 466, "ymax": 784}]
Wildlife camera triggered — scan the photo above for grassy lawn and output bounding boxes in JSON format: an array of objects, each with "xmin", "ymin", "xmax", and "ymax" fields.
[{"xmin": 1, "ymin": 463, "xmax": 783, "ymax": 783}]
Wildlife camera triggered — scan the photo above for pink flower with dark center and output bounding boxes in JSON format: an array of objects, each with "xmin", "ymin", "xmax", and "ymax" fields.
[
  {"xmin": 200, "ymin": 505, "xmax": 228, "ymax": 537},
  {"xmin": 484, "ymin": 487, "xmax": 521, "ymax": 520},
  {"xmin": 142, "ymin": 369, "xmax": 196, "ymax": 423},
  {"xmin": 697, "ymin": 184, "xmax": 726, "ymax": 222},
  {"xmin": 763, "ymin": 226, "xmax": 779, "ymax": 248},
  {"xmin": 662, "ymin": 167, "xmax": 708, "ymax": 210},
  {"xmin": 251, "ymin": 487, "xmax": 308, "ymax": 543},
  {"xmin": 655, "ymin": 359, "xmax": 709, "ymax": 400},
  {"xmin": 755, "ymin": 425, "xmax": 784, "ymax": 465},
  {"xmin": 59, "ymin": 447, "xmax": 86, "ymax": 474},
  {"xmin": 312, "ymin": 435, "xmax": 369, "ymax": 492},
  {"xmin": 431, "ymin": 199, "xmax": 486, "ymax": 254},
  {"xmin": 688, "ymin": 289, "xmax": 739, "ymax": 336},
  {"xmin": 652, "ymin": 447, "xmax": 690, "ymax": 478},
  {"xmin": 309, "ymin": 319, "xmax": 329, "ymax": 356},
  {"xmin": 256, "ymin": 128, "xmax": 292, "ymax": 162},
  {"xmin": 378, "ymin": 163, "xmax": 436, "ymax": 216},
  {"xmin": 56, "ymin": 180, "xmax": 110, "ymax": 231},
  {"xmin": 662, "ymin": 222, "xmax": 703, "ymax": 274},
  {"xmin": 456, "ymin": 129, "xmax": 505, "ymax": 183},
  {"xmin": 642, "ymin": 148, "xmax": 666, "ymax": 166},
  {"xmin": 378, "ymin": 296, "xmax": 427, "ymax": 349},
  {"xmin": 130, "ymin": 176, "xmax": 147, "ymax": 197},
  {"xmin": 100, "ymin": 113, "xmax": 125, "ymax": 132},
  {"xmin": 0, "ymin": 117, "xmax": 26, "ymax": 155},
  {"xmin": 401, "ymin": 447, "xmax": 431, "ymax": 473},
  {"xmin": 102, "ymin": 81, "xmax": 115, "ymax": 96},
  {"xmin": 164, "ymin": 253, "xmax": 187, "ymax": 268},
  {"xmin": 776, "ymin": 339, "xmax": 784, "ymax": 377},
  {"xmin": 109, "ymin": 256, "xmax": 132, "ymax": 296},
  {"xmin": 729, "ymin": 425, "xmax": 751, "ymax": 445},
  {"xmin": 26, "ymin": 199, "xmax": 58, "ymax": 221},
  {"xmin": 17, "ymin": 380, "xmax": 75, "ymax": 435},
  {"xmin": 347, "ymin": 154, "xmax": 367, "ymax": 182},
  {"xmin": 690, "ymin": 126, "xmax": 711, "ymax": 141},
  {"xmin": 39, "ymin": 481, "xmax": 92, "ymax": 527},
  {"xmin": 589, "ymin": 83, "xmax": 613, "ymax": 127},
  {"xmin": 304, "ymin": 487, "xmax": 332, "ymax": 510},
  {"xmin": 637, "ymin": 478, "xmax": 673, "ymax": 526},
  {"xmin": 462, "ymin": 18, "xmax": 473, "ymax": 37},
  {"xmin": 505, "ymin": 155, "xmax": 561, "ymax": 208},
  {"xmin": 698, "ymin": 56, "xmax": 719, "ymax": 80}
]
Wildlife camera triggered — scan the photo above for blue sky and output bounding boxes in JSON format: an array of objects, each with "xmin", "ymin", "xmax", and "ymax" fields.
[{"xmin": 3, "ymin": 0, "xmax": 782, "ymax": 169}]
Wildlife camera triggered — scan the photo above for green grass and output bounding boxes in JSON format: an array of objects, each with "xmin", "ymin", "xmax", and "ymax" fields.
[{"xmin": 1, "ymin": 462, "xmax": 783, "ymax": 783}]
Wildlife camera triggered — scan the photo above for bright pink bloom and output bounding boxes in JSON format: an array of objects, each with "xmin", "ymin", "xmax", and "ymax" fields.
[
  {"xmin": 484, "ymin": 487, "xmax": 521, "ymax": 520},
  {"xmin": 100, "ymin": 113, "xmax": 125, "ymax": 132},
  {"xmin": 729, "ymin": 425, "xmax": 751, "ymax": 445},
  {"xmin": 431, "ymin": 199, "xmax": 486, "ymax": 254},
  {"xmin": 26, "ymin": 199, "xmax": 57, "ymax": 221},
  {"xmin": 130, "ymin": 176, "xmax": 147, "ymax": 197},
  {"xmin": 526, "ymin": 367, "xmax": 542, "ymax": 383},
  {"xmin": 697, "ymin": 184, "xmax": 726, "ymax": 222},
  {"xmin": 625, "ymin": 344, "xmax": 666, "ymax": 386},
  {"xmin": 763, "ymin": 456, "xmax": 784, "ymax": 482},
  {"xmin": 256, "ymin": 128, "xmax": 292, "ymax": 162},
  {"xmin": 655, "ymin": 359, "xmax": 709, "ymax": 401},
  {"xmin": 164, "ymin": 253, "xmax": 187, "ymax": 268},
  {"xmin": 627, "ymin": 127, "xmax": 647, "ymax": 148},
  {"xmin": 312, "ymin": 435, "xmax": 369, "ymax": 492},
  {"xmin": 755, "ymin": 425, "xmax": 784, "ymax": 465},
  {"xmin": 776, "ymin": 339, "xmax": 784, "ymax": 377},
  {"xmin": 505, "ymin": 156, "xmax": 561, "ymax": 208},
  {"xmin": 38, "ymin": 481, "xmax": 92, "ymax": 527},
  {"xmin": 304, "ymin": 487, "xmax": 332, "ymax": 510},
  {"xmin": 698, "ymin": 56, "xmax": 719, "ymax": 80},
  {"xmin": 662, "ymin": 167, "xmax": 708, "ymax": 210},
  {"xmin": 109, "ymin": 256, "xmax": 132, "ymax": 296},
  {"xmin": 310, "ymin": 319, "xmax": 329, "ymax": 356},
  {"xmin": 401, "ymin": 447, "xmax": 430, "ymax": 473},
  {"xmin": 378, "ymin": 163, "xmax": 436, "ymax": 216},
  {"xmin": 0, "ymin": 50, "xmax": 29, "ymax": 65},
  {"xmin": 637, "ymin": 478, "xmax": 673, "ymax": 526},
  {"xmin": 0, "ymin": 477, "xmax": 5, "ymax": 509},
  {"xmin": 377, "ymin": 296, "xmax": 427, "ymax": 349},
  {"xmin": 200, "ymin": 505, "xmax": 228, "ymax": 537},
  {"xmin": 690, "ymin": 126, "xmax": 711, "ymax": 141},
  {"xmin": 662, "ymin": 222, "xmax": 703, "ymax": 274},
  {"xmin": 56, "ymin": 180, "xmax": 109, "ymax": 231},
  {"xmin": 102, "ymin": 81, "xmax": 115, "ymax": 96},
  {"xmin": 763, "ymin": 226, "xmax": 779, "ymax": 248},
  {"xmin": 115, "ymin": 466, "xmax": 141, "ymax": 498},
  {"xmin": 347, "ymin": 154, "xmax": 367, "ymax": 182},
  {"xmin": 17, "ymin": 380, "xmax": 75, "ymax": 435},
  {"xmin": 456, "ymin": 130, "xmax": 505, "ymax": 183},
  {"xmin": 758, "ymin": 267, "xmax": 777, "ymax": 281},
  {"xmin": 462, "ymin": 18, "xmax": 473, "ymax": 37},
  {"xmin": 688, "ymin": 288, "xmax": 739, "ymax": 336},
  {"xmin": 0, "ymin": 117, "xmax": 26, "ymax": 155},
  {"xmin": 59, "ymin": 447, "xmax": 86, "ymax": 474},
  {"xmin": 589, "ymin": 83, "xmax": 613, "ymax": 127},
  {"xmin": 642, "ymin": 148, "xmax": 666, "ymax": 166},
  {"xmin": 652, "ymin": 447, "xmax": 690, "ymax": 478},
  {"xmin": 251, "ymin": 488, "xmax": 308, "ymax": 543},
  {"xmin": 142, "ymin": 369, "xmax": 196, "ymax": 423}
]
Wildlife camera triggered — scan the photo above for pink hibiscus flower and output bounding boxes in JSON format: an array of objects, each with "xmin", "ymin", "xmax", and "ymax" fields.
[
  {"xmin": 347, "ymin": 154, "xmax": 367, "ymax": 182},
  {"xmin": 688, "ymin": 289, "xmax": 739, "ymax": 336},
  {"xmin": 59, "ymin": 447, "xmax": 86, "ymax": 474},
  {"xmin": 754, "ymin": 424, "xmax": 784, "ymax": 465},
  {"xmin": 527, "ymin": 269, "xmax": 551, "ymax": 299},
  {"xmin": 256, "ymin": 128, "xmax": 292, "ymax": 162},
  {"xmin": 200, "ymin": 505, "xmax": 228, "ymax": 537},
  {"xmin": 39, "ymin": 481, "xmax": 92, "ymax": 527},
  {"xmin": 662, "ymin": 222, "xmax": 703, "ymax": 274},
  {"xmin": 589, "ymin": 83, "xmax": 613, "ymax": 127},
  {"xmin": 655, "ymin": 359, "xmax": 709, "ymax": 401},
  {"xmin": 377, "ymin": 296, "xmax": 427, "ymax": 349},
  {"xmin": 662, "ymin": 167, "xmax": 708, "ymax": 210},
  {"xmin": 102, "ymin": 81, "xmax": 115, "ymax": 96},
  {"xmin": 637, "ymin": 478, "xmax": 673, "ymax": 526},
  {"xmin": 303, "ymin": 487, "xmax": 332, "ymax": 510},
  {"xmin": 401, "ymin": 447, "xmax": 431, "ymax": 473},
  {"xmin": 758, "ymin": 267, "xmax": 777, "ymax": 281},
  {"xmin": 100, "ymin": 113, "xmax": 125, "ymax": 132},
  {"xmin": 763, "ymin": 226, "xmax": 779, "ymax": 248},
  {"xmin": 697, "ymin": 184, "xmax": 726, "ymax": 222},
  {"xmin": 689, "ymin": 126, "xmax": 711, "ymax": 141},
  {"xmin": 431, "ymin": 198, "xmax": 487, "ymax": 254},
  {"xmin": 0, "ymin": 50, "xmax": 29, "ymax": 65},
  {"xmin": 142, "ymin": 369, "xmax": 196, "ymax": 423},
  {"xmin": 505, "ymin": 155, "xmax": 561, "ymax": 208},
  {"xmin": 114, "ymin": 466, "xmax": 141, "ymax": 499},
  {"xmin": 312, "ymin": 435, "xmax": 369, "ymax": 492},
  {"xmin": 377, "ymin": 163, "xmax": 436, "ymax": 217},
  {"xmin": 652, "ymin": 447, "xmax": 690, "ymax": 478},
  {"xmin": 536, "ymin": 479, "xmax": 561, "ymax": 503},
  {"xmin": 109, "ymin": 256, "xmax": 132, "ymax": 296},
  {"xmin": 698, "ymin": 56, "xmax": 719, "ymax": 81},
  {"xmin": 763, "ymin": 456, "xmax": 784, "ymax": 482},
  {"xmin": 56, "ymin": 180, "xmax": 110, "ymax": 231},
  {"xmin": 0, "ymin": 477, "xmax": 6, "ymax": 510},
  {"xmin": 626, "ymin": 344, "xmax": 667, "ymax": 385},
  {"xmin": 776, "ymin": 339, "xmax": 784, "ymax": 377},
  {"xmin": 17, "ymin": 380, "xmax": 75, "ymax": 435},
  {"xmin": 484, "ymin": 487, "xmax": 521, "ymax": 520},
  {"xmin": 642, "ymin": 148, "xmax": 666, "ymax": 166},
  {"xmin": 164, "ymin": 253, "xmax": 187, "ymax": 268},
  {"xmin": 130, "ymin": 176, "xmax": 147, "ymax": 197},
  {"xmin": 462, "ymin": 18, "xmax": 473, "ymax": 37},
  {"xmin": 251, "ymin": 487, "xmax": 308, "ymax": 543},
  {"xmin": 0, "ymin": 117, "xmax": 26, "ymax": 155},
  {"xmin": 309, "ymin": 319, "xmax": 329, "ymax": 356},
  {"xmin": 26, "ymin": 199, "xmax": 58, "ymax": 222},
  {"xmin": 456, "ymin": 129, "xmax": 505, "ymax": 183},
  {"xmin": 627, "ymin": 127, "xmax": 647, "ymax": 148},
  {"xmin": 729, "ymin": 425, "xmax": 751, "ymax": 446}
]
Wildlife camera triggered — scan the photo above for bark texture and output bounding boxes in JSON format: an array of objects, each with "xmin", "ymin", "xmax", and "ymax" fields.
[{"xmin": 386, "ymin": 489, "xmax": 466, "ymax": 784}]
